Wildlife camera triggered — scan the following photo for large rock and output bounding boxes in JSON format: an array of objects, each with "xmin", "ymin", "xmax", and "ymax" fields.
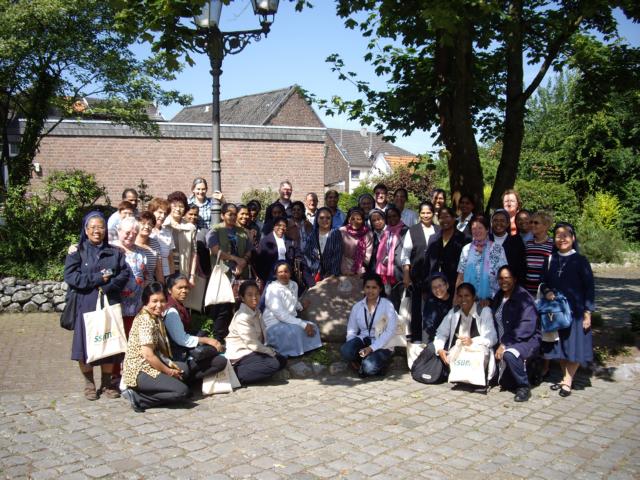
[
  {"xmin": 31, "ymin": 285, "xmax": 44, "ymax": 295},
  {"xmin": 31, "ymin": 294, "xmax": 48, "ymax": 305},
  {"xmin": 6, "ymin": 303, "xmax": 22, "ymax": 313},
  {"xmin": 41, "ymin": 303, "xmax": 54, "ymax": 312},
  {"xmin": 3, "ymin": 286, "xmax": 15, "ymax": 296},
  {"xmin": 300, "ymin": 276, "xmax": 363, "ymax": 342},
  {"xmin": 55, "ymin": 302, "xmax": 66, "ymax": 312},
  {"xmin": 61, "ymin": 283, "xmax": 68, "ymax": 291},
  {"xmin": 11, "ymin": 290, "xmax": 32, "ymax": 303},
  {"xmin": 1, "ymin": 277, "xmax": 16, "ymax": 287},
  {"xmin": 288, "ymin": 361, "xmax": 313, "ymax": 378},
  {"xmin": 53, "ymin": 295, "xmax": 66, "ymax": 305},
  {"xmin": 22, "ymin": 301, "xmax": 39, "ymax": 313},
  {"xmin": 1, "ymin": 296, "xmax": 11, "ymax": 307},
  {"xmin": 612, "ymin": 363, "xmax": 640, "ymax": 382}
]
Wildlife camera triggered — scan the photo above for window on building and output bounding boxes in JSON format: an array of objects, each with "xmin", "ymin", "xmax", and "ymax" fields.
[{"xmin": 350, "ymin": 169, "xmax": 360, "ymax": 181}]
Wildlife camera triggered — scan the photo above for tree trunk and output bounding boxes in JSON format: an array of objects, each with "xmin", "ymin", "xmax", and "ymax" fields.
[
  {"xmin": 435, "ymin": 27, "xmax": 484, "ymax": 211},
  {"xmin": 488, "ymin": 0, "xmax": 525, "ymax": 211},
  {"xmin": 9, "ymin": 70, "xmax": 58, "ymax": 188}
]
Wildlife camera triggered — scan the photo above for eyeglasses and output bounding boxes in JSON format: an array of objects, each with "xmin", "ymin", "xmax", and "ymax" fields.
[{"xmin": 87, "ymin": 226, "xmax": 105, "ymax": 231}]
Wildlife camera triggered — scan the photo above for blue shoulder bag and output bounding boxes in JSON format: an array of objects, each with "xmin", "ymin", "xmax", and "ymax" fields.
[{"xmin": 536, "ymin": 293, "xmax": 572, "ymax": 333}]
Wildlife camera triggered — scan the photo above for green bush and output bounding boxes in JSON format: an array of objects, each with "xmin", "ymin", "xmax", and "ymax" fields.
[
  {"xmin": 515, "ymin": 179, "xmax": 581, "ymax": 224},
  {"xmin": 240, "ymin": 187, "xmax": 278, "ymax": 221},
  {"xmin": 337, "ymin": 183, "xmax": 372, "ymax": 213},
  {"xmin": 576, "ymin": 224, "xmax": 626, "ymax": 263},
  {"xmin": 0, "ymin": 170, "xmax": 109, "ymax": 281},
  {"xmin": 580, "ymin": 192, "xmax": 621, "ymax": 231}
]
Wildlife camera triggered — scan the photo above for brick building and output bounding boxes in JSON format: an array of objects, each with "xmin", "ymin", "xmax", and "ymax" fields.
[{"xmin": 16, "ymin": 85, "xmax": 413, "ymax": 202}]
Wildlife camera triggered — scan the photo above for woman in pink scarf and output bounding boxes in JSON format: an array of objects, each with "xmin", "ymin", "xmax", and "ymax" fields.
[
  {"xmin": 339, "ymin": 207, "xmax": 373, "ymax": 276},
  {"xmin": 375, "ymin": 206, "xmax": 407, "ymax": 291}
]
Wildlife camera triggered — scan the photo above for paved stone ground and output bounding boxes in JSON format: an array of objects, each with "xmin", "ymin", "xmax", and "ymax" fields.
[{"xmin": 1, "ymin": 268, "xmax": 639, "ymax": 479}]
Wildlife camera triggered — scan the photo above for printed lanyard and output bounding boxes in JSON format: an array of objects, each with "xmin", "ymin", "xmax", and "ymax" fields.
[{"xmin": 363, "ymin": 299, "xmax": 380, "ymax": 337}]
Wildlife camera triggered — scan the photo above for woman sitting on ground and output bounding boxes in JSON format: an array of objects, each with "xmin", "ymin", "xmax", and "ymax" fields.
[
  {"xmin": 121, "ymin": 282, "xmax": 190, "ymax": 412},
  {"xmin": 341, "ymin": 273, "xmax": 398, "ymax": 378},
  {"xmin": 263, "ymin": 261, "xmax": 323, "ymax": 357},
  {"xmin": 421, "ymin": 273, "xmax": 454, "ymax": 344},
  {"xmin": 225, "ymin": 281, "xmax": 288, "ymax": 385},
  {"xmin": 163, "ymin": 273, "xmax": 227, "ymax": 385},
  {"xmin": 490, "ymin": 266, "xmax": 541, "ymax": 402},
  {"xmin": 415, "ymin": 283, "xmax": 497, "ymax": 385}
]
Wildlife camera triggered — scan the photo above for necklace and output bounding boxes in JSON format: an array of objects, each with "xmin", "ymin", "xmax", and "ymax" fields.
[{"xmin": 557, "ymin": 256, "xmax": 569, "ymax": 277}]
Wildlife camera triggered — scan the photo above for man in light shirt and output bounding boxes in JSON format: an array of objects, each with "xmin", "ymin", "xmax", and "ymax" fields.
[
  {"xmin": 305, "ymin": 192, "xmax": 318, "ymax": 224},
  {"xmin": 373, "ymin": 183, "xmax": 389, "ymax": 211}
]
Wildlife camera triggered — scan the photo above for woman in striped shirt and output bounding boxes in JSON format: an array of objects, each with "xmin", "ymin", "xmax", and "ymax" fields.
[{"xmin": 524, "ymin": 211, "xmax": 554, "ymax": 295}]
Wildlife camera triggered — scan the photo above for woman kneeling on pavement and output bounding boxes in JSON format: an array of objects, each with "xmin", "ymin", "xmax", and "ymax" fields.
[
  {"xmin": 263, "ymin": 261, "xmax": 323, "ymax": 357},
  {"xmin": 341, "ymin": 273, "xmax": 398, "ymax": 377},
  {"xmin": 225, "ymin": 281, "xmax": 288, "ymax": 385},
  {"xmin": 412, "ymin": 283, "xmax": 496, "ymax": 385},
  {"xmin": 163, "ymin": 273, "xmax": 227, "ymax": 385},
  {"xmin": 121, "ymin": 282, "xmax": 190, "ymax": 412},
  {"xmin": 490, "ymin": 266, "xmax": 541, "ymax": 402}
]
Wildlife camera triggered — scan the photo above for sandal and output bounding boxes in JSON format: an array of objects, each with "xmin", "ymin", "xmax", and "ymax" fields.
[
  {"xmin": 100, "ymin": 386, "xmax": 121, "ymax": 399},
  {"xmin": 84, "ymin": 385, "xmax": 98, "ymax": 401},
  {"xmin": 550, "ymin": 383, "xmax": 563, "ymax": 391},
  {"xmin": 559, "ymin": 385, "xmax": 572, "ymax": 397}
]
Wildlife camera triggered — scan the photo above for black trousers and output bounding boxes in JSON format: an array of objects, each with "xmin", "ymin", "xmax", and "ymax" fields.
[
  {"xmin": 131, "ymin": 361, "xmax": 190, "ymax": 410},
  {"xmin": 207, "ymin": 302, "xmax": 234, "ymax": 341},
  {"xmin": 187, "ymin": 354, "xmax": 227, "ymax": 382},
  {"xmin": 233, "ymin": 352, "xmax": 287, "ymax": 385}
]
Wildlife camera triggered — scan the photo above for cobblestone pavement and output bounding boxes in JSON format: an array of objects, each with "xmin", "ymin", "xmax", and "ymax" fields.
[{"xmin": 1, "ymin": 268, "xmax": 639, "ymax": 479}]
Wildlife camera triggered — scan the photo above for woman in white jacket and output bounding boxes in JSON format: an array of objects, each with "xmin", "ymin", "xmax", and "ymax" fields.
[
  {"xmin": 263, "ymin": 261, "xmax": 323, "ymax": 357},
  {"xmin": 433, "ymin": 282, "xmax": 498, "ymax": 382},
  {"xmin": 341, "ymin": 273, "xmax": 398, "ymax": 377}
]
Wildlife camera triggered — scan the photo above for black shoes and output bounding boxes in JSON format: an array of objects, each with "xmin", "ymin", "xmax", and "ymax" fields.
[
  {"xmin": 122, "ymin": 389, "xmax": 145, "ymax": 413},
  {"xmin": 514, "ymin": 387, "xmax": 531, "ymax": 402}
]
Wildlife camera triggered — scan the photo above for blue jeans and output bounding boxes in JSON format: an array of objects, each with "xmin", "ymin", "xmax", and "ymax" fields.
[{"xmin": 340, "ymin": 337, "xmax": 393, "ymax": 377}]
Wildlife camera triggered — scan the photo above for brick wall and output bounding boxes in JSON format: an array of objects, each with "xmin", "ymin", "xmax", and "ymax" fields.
[
  {"xmin": 28, "ymin": 122, "xmax": 326, "ymax": 204},
  {"xmin": 267, "ymin": 91, "xmax": 324, "ymax": 128},
  {"xmin": 324, "ymin": 139, "xmax": 349, "ymax": 192}
]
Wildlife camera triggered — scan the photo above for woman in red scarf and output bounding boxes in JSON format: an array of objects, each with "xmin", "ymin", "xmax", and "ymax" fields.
[
  {"xmin": 339, "ymin": 207, "xmax": 373, "ymax": 276},
  {"xmin": 375, "ymin": 206, "xmax": 407, "ymax": 294},
  {"xmin": 163, "ymin": 273, "xmax": 227, "ymax": 385}
]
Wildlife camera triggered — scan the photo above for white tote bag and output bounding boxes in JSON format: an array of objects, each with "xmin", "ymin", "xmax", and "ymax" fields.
[
  {"xmin": 381, "ymin": 292, "xmax": 411, "ymax": 349},
  {"xmin": 83, "ymin": 289, "xmax": 127, "ymax": 363},
  {"xmin": 184, "ymin": 273, "xmax": 207, "ymax": 311},
  {"xmin": 447, "ymin": 343, "xmax": 488, "ymax": 386},
  {"xmin": 202, "ymin": 358, "xmax": 241, "ymax": 395},
  {"xmin": 406, "ymin": 342, "xmax": 426, "ymax": 369},
  {"xmin": 204, "ymin": 252, "xmax": 235, "ymax": 306}
]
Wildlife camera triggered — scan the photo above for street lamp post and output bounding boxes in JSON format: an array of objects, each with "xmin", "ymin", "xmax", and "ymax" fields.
[{"xmin": 194, "ymin": 0, "xmax": 280, "ymax": 225}]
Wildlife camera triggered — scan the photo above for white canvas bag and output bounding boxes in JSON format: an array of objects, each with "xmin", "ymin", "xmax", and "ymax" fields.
[
  {"xmin": 447, "ymin": 342, "xmax": 488, "ymax": 386},
  {"xmin": 204, "ymin": 252, "xmax": 235, "ymax": 306},
  {"xmin": 202, "ymin": 358, "xmax": 241, "ymax": 395},
  {"xmin": 83, "ymin": 289, "xmax": 127, "ymax": 363}
]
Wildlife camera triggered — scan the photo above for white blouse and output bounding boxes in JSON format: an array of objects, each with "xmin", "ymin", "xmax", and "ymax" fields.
[{"xmin": 262, "ymin": 281, "xmax": 308, "ymax": 330}]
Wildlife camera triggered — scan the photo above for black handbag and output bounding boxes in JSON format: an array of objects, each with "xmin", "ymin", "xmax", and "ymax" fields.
[
  {"xmin": 190, "ymin": 344, "xmax": 218, "ymax": 362},
  {"xmin": 59, "ymin": 290, "xmax": 77, "ymax": 331},
  {"xmin": 411, "ymin": 344, "xmax": 447, "ymax": 384}
]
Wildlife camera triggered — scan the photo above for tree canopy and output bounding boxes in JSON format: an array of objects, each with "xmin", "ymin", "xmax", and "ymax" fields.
[
  {"xmin": 0, "ymin": 0, "xmax": 191, "ymax": 188},
  {"xmin": 309, "ymin": 0, "xmax": 639, "ymax": 210}
]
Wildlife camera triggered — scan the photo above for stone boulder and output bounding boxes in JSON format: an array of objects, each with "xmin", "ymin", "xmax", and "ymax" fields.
[
  {"xmin": 11, "ymin": 290, "xmax": 32, "ymax": 303},
  {"xmin": 41, "ymin": 303, "xmax": 55, "ymax": 313},
  {"xmin": 6, "ymin": 303, "xmax": 22, "ymax": 313},
  {"xmin": 22, "ymin": 301, "xmax": 39, "ymax": 313},
  {"xmin": 1, "ymin": 277, "xmax": 16, "ymax": 287},
  {"xmin": 31, "ymin": 294, "xmax": 48, "ymax": 305},
  {"xmin": 300, "ymin": 276, "xmax": 363, "ymax": 342}
]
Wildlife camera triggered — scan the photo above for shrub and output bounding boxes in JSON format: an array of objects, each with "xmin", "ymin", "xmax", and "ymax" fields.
[
  {"xmin": 576, "ymin": 224, "xmax": 626, "ymax": 263},
  {"xmin": 337, "ymin": 183, "xmax": 372, "ymax": 213},
  {"xmin": 240, "ymin": 187, "xmax": 278, "ymax": 221},
  {"xmin": 0, "ymin": 170, "xmax": 109, "ymax": 281},
  {"xmin": 580, "ymin": 192, "xmax": 621, "ymax": 231},
  {"xmin": 369, "ymin": 165, "xmax": 435, "ymax": 210},
  {"xmin": 515, "ymin": 179, "xmax": 581, "ymax": 224}
]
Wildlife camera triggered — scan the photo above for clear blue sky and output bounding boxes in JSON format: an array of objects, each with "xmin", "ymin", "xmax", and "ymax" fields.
[{"xmin": 153, "ymin": 2, "xmax": 639, "ymax": 155}]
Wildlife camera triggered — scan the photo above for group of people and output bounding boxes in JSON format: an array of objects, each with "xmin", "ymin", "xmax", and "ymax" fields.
[{"xmin": 64, "ymin": 178, "xmax": 595, "ymax": 411}]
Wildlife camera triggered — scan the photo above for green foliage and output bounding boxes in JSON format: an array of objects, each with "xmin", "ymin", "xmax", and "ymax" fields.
[
  {"xmin": 576, "ymin": 227, "xmax": 626, "ymax": 264},
  {"xmin": 513, "ymin": 179, "xmax": 580, "ymax": 224},
  {"xmin": 136, "ymin": 178, "xmax": 154, "ymax": 210},
  {"xmin": 338, "ymin": 183, "xmax": 372, "ymax": 213},
  {"xmin": 241, "ymin": 188, "xmax": 278, "ymax": 221},
  {"xmin": 0, "ymin": 170, "xmax": 109, "ymax": 280},
  {"xmin": 305, "ymin": 345, "xmax": 335, "ymax": 366},
  {"xmin": 191, "ymin": 312, "xmax": 214, "ymax": 337},
  {"xmin": 580, "ymin": 192, "xmax": 621, "ymax": 231},
  {"xmin": 0, "ymin": 0, "xmax": 191, "ymax": 187},
  {"xmin": 369, "ymin": 165, "xmax": 435, "ymax": 207}
]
